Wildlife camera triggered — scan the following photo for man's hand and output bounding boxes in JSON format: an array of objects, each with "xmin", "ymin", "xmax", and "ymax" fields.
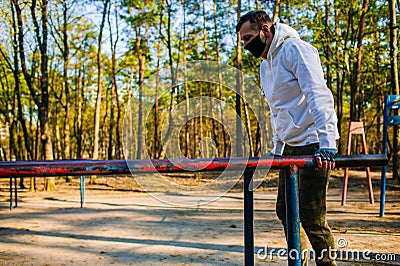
[{"xmin": 314, "ymin": 148, "xmax": 337, "ymax": 170}]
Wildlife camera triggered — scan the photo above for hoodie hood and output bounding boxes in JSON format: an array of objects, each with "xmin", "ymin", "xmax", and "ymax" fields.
[{"xmin": 266, "ymin": 22, "xmax": 300, "ymax": 60}]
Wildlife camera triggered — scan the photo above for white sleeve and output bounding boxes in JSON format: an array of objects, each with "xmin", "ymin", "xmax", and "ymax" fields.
[{"xmin": 286, "ymin": 42, "xmax": 339, "ymax": 149}]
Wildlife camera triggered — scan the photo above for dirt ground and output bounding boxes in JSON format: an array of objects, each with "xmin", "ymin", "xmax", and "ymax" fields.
[{"xmin": 0, "ymin": 169, "xmax": 399, "ymax": 265}]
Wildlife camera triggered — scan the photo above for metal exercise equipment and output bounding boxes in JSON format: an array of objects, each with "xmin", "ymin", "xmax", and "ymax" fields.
[{"xmin": 0, "ymin": 154, "xmax": 387, "ymax": 265}]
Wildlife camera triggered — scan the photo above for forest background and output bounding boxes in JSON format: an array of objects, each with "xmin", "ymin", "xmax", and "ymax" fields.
[{"xmin": 0, "ymin": 0, "xmax": 399, "ymax": 191}]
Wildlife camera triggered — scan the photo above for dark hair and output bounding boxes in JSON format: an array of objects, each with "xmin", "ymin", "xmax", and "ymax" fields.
[{"xmin": 236, "ymin": 10, "xmax": 273, "ymax": 33}]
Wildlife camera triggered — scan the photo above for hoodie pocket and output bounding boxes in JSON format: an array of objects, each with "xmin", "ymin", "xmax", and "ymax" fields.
[{"xmin": 275, "ymin": 109, "xmax": 303, "ymax": 141}]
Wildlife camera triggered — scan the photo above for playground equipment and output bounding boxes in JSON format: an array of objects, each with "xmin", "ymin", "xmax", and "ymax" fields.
[
  {"xmin": 0, "ymin": 154, "xmax": 387, "ymax": 266},
  {"xmin": 381, "ymin": 95, "xmax": 400, "ymax": 216},
  {"xmin": 342, "ymin": 121, "xmax": 374, "ymax": 205}
]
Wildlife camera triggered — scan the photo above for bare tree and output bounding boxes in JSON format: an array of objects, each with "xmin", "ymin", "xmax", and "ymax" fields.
[
  {"xmin": 93, "ymin": 0, "xmax": 110, "ymax": 161},
  {"xmin": 12, "ymin": 0, "xmax": 55, "ymax": 190},
  {"xmin": 334, "ymin": 2, "xmax": 343, "ymax": 153},
  {"xmin": 350, "ymin": 0, "xmax": 369, "ymax": 121},
  {"xmin": 107, "ymin": 0, "xmax": 122, "ymax": 159},
  {"xmin": 213, "ymin": 0, "xmax": 227, "ymax": 157},
  {"xmin": 91, "ymin": 0, "xmax": 109, "ymax": 184}
]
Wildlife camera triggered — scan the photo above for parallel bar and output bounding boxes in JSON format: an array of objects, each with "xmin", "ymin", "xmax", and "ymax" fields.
[
  {"xmin": 0, "ymin": 155, "xmax": 389, "ymax": 266},
  {"xmin": 286, "ymin": 164, "xmax": 301, "ymax": 266},
  {"xmin": 244, "ymin": 170, "xmax": 254, "ymax": 266},
  {"xmin": 0, "ymin": 155, "xmax": 388, "ymax": 178}
]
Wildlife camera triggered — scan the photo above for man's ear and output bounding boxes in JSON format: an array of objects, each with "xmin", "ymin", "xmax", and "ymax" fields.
[{"xmin": 261, "ymin": 24, "xmax": 269, "ymax": 34}]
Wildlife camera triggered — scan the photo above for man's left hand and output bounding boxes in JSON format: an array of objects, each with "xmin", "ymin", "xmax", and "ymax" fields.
[{"xmin": 314, "ymin": 148, "xmax": 337, "ymax": 170}]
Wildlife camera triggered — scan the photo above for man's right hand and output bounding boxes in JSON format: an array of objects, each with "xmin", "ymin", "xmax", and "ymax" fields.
[{"xmin": 314, "ymin": 148, "xmax": 337, "ymax": 170}]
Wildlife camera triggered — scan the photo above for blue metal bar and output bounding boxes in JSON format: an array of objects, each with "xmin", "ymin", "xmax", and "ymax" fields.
[
  {"xmin": 381, "ymin": 95, "xmax": 389, "ymax": 217},
  {"xmin": 244, "ymin": 170, "xmax": 254, "ymax": 265},
  {"xmin": 285, "ymin": 163, "xmax": 301, "ymax": 266},
  {"xmin": 380, "ymin": 166, "xmax": 387, "ymax": 217},
  {"xmin": 80, "ymin": 176, "xmax": 85, "ymax": 208},
  {"xmin": 387, "ymin": 95, "xmax": 400, "ymax": 109},
  {"xmin": 381, "ymin": 95, "xmax": 400, "ymax": 216},
  {"xmin": 388, "ymin": 115, "xmax": 400, "ymax": 125}
]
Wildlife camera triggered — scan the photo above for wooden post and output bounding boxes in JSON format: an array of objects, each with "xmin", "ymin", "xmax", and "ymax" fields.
[{"xmin": 342, "ymin": 122, "xmax": 374, "ymax": 205}]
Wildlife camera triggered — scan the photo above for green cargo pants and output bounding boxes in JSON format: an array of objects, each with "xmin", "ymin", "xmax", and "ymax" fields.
[{"xmin": 276, "ymin": 143, "xmax": 337, "ymax": 266}]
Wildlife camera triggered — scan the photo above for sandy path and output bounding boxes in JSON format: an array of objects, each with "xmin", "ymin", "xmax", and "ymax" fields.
[{"xmin": 0, "ymin": 170, "xmax": 399, "ymax": 265}]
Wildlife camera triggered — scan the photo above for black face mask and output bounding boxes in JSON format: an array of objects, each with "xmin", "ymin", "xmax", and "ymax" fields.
[{"xmin": 244, "ymin": 32, "xmax": 266, "ymax": 58}]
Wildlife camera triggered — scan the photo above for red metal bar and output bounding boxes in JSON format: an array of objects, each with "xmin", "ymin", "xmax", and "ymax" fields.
[{"xmin": 0, "ymin": 154, "xmax": 387, "ymax": 178}]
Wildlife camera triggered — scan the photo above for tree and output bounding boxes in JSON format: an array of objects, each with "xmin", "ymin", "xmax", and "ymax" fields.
[
  {"xmin": 351, "ymin": 0, "xmax": 369, "ymax": 121},
  {"xmin": 107, "ymin": 0, "xmax": 123, "ymax": 159},
  {"xmin": 11, "ymin": 0, "xmax": 55, "ymax": 191},
  {"xmin": 93, "ymin": 0, "xmax": 109, "ymax": 176},
  {"xmin": 235, "ymin": 0, "xmax": 243, "ymax": 157},
  {"xmin": 389, "ymin": 0, "xmax": 399, "ymax": 182}
]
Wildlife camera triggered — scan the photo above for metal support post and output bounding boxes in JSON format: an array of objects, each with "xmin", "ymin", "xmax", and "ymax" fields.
[
  {"xmin": 80, "ymin": 176, "xmax": 85, "ymax": 208},
  {"xmin": 14, "ymin": 177, "xmax": 18, "ymax": 207},
  {"xmin": 381, "ymin": 95, "xmax": 390, "ymax": 216},
  {"xmin": 380, "ymin": 95, "xmax": 400, "ymax": 216},
  {"xmin": 9, "ymin": 177, "xmax": 13, "ymax": 210},
  {"xmin": 244, "ymin": 170, "xmax": 254, "ymax": 266},
  {"xmin": 286, "ymin": 164, "xmax": 301, "ymax": 266}
]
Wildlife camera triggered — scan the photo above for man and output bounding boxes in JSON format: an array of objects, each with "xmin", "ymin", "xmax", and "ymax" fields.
[{"xmin": 236, "ymin": 11, "xmax": 340, "ymax": 266}]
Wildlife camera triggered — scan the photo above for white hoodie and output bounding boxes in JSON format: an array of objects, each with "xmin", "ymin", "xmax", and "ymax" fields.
[{"xmin": 260, "ymin": 22, "xmax": 339, "ymax": 155}]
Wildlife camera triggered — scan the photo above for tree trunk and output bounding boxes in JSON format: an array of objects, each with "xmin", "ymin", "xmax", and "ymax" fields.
[
  {"xmin": 334, "ymin": 4, "xmax": 343, "ymax": 153},
  {"xmin": 75, "ymin": 56, "xmax": 84, "ymax": 158},
  {"xmin": 107, "ymin": 1, "xmax": 119, "ymax": 159},
  {"xmin": 235, "ymin": 0, "xmax": 243, "ymax": 157},
  {"xmin": 324, "ymin": 0, "xmax": 332, "ymax": 92},
  {"xmin": 154, "ymin": 46, "xmax": 161, "ymax": 158},
  {"xmin": 159, "ymin": 0, "xmax": 177, "ymax": 159},
  {"xmin": 113, "ymin": 1, "xmax": 123, "ymax": 159},
  {"xmin": 62, "ymin": 0, "xmax": 71, "ymax": 160},
  {"xmin": 389, "ymin": 0, "xmax": 399, "ymax": 182},
  {"xmin": 199, "ymin": 83, "xmax": 204, "ymax": 157},
  {"xmin": 13, "ymin": 0, "xmax": 54, "ymax": 190},
  {"xmin": 136, "ymin": 30, "xmax": 144, "ymax": 159},
  {"xmin": 133, "ymin": 2, "xmax": 151, "ymax": 160},
  {"xmin": 9, "ymin": 4, "xmax": 33, "ymax": 162},
  {"xmin": 154, "ymin": 5, "xmax": 164, "ymax": 159},
  {"xmin": 182, "ymin": 0, "xmax": 189, "ymax": 158},
  {"xmin": 91, "ymin": 0, "xmax": 109, "ymax": 184},
  {"xmin": 272, "ymin": 0, "xmax": 281, "ymax": 22},
  {"xmin": 213, "ymin": 0, "xmax": 227, "ymax": 157},
  {"xmin": 351, "ymin": 0, "xmax": 369, "ymax": 121},
  {"xmin": 93, "ymin": 0, "xmax": 109, "ymax": 160},
  {"xmin": 61, "ymin": 0, "xmax": 73, "ymax": 182},
  {"xmin": 201, "ymin": 0, "xmax": 208, "ymax": 157}
]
